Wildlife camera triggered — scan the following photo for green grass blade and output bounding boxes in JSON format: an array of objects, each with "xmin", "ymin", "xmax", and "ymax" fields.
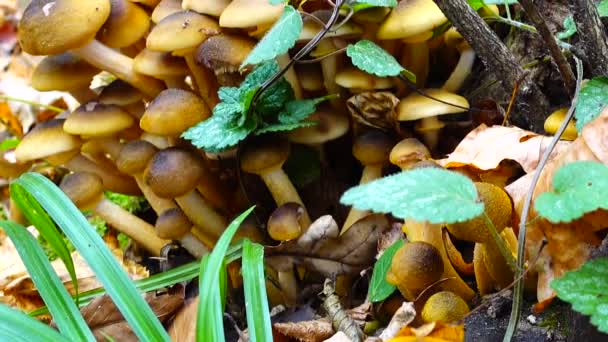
[
  {"xmin": 13, "ymin": 173, "xmax": 169, "ymax": 342},
  {"xmin": 197, "ymin": 206, "xmax": 255, "ymax": 342},
  {"xmin": 10, "ymin": 183, "xmax": 79, "ymax": 299},
  {"xmin": 242, "ymin": 240, "xmax": 272, "ymax": 342},
  {"xmin": 0, "ymin": 303, "xmax": 69, "ymax": 342},
  {"xmin": 1, "ymin": 221, "xmax": 94, "ymax": 341}
]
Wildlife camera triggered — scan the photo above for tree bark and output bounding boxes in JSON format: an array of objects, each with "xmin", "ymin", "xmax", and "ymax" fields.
[
  {"xmin": 433, "ymin": 0, "xmax": 550, "ymax": 131},
  {"xmin": 568, "ymin": 0, "xmax": 608, "ymax": 77}
]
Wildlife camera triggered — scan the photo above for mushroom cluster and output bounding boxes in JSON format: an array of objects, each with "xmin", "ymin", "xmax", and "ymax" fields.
[{"xmin": 11, "ymin": 0, "xmax": 520, "ymax": 325}]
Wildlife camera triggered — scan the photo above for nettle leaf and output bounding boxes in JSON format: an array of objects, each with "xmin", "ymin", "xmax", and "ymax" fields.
[
  {"xmin": 575, "ymin": 77, "xmax": 608, "ymax": 132},
  {"xmin": 347, "ymin": 0, "xmax": 397, "ymax": 12},
  {"xmin": 257, "ymin": 78, "xmax": 295, "ymax": 116},
  {"xmin": 557, "ymin": 16, "xmax": 577, "ymax": 40},
  {"xmin": 535, "ymin": 161, "xmax": 608, "ymax": 223},
  {"xmin": 255, "ymin": 120, "xmax": 316, "ymax": 135},
  {"xmin": 368, "ymin": 239, "xmax": 404, "ymax": 302},
  {"xmin": 182, "ymin": 113, "xmax": 256, "ymax": 153},
  {"xmin": 278, "ymin": 95, "xmax": 334, "ymax": 124},
  {"xmin": 340, "ymin": 168, "xmax": 484, "ymax": 224},
  {"xmin": 241, "ymin": 5, "xmax": 303, "ymax": 68},
  {"xmin": 598, "ymin": 0, "xmax": 608, "ymax": 16},
  {"xmin": 551, "ymin": 258, "xmax": 608, "ymax": 333},
  {"xmin": 346, "ymin": 40, "xmax": 416, "ymax": 82}
]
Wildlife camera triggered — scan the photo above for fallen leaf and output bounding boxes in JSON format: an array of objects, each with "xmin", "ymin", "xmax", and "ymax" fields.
[
  {"xmin": 391, "ymin": 321, "xmax": 464, "ymax": 342},
  {"xmin": 265, "ymin": 214, "xmax": 389, "ymax": 276},
  {"xmin": 274, "ymin": 319, "xmax": 334, "ymax": 342},
  {"xmin": 0, "ymin": 101, "xmax": 22, "ymax": 136},
  {"xmin": 167, "ymin": 296, "xmax": 198, "ymax": 342},
  {"xmin": 378, "ymin": 302, "xmax": 416, "ymax": 341}
]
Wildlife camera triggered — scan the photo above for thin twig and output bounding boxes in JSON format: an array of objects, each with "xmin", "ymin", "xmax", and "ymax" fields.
[
  {"xmin": 503, "ymin": 56, "xmax": 583, "ymax": 342},
  {"xmin": 0, "ymin": 95, "xmax": 65, "ymax": 113},
  {"xmin": 518, "ymin": 0, "xmax": 576, "ymax": 96},
  {"xmin": 296, "ymin": 47, "xmax": 347, "ymax": 64},
  {"xmin": 502, "ymin": 73, "xmax": 528, "ymax": 126}
]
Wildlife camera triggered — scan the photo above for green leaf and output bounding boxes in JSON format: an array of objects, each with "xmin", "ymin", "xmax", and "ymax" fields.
[
  {"xmin": 284, "ymin": 144, "xmax": 321, "ymax": 187},
  {"xmin": 368, "ymin": 239, "xmax": 404, "ymax": 302},
  {"xmin": 340, "ymin": 168, "xmax": 484, "ymax": 224},
  {"xmin": 197, "ymin": 207, "xmax": 256, "ymax": 342},
  {"xmin": 347, "ymin": 0, "xmax": 397, "ymax": 12},
  {"xmin": 257, "ymin": 78, "xmax": 295, "ymax": 116},
  {"xmin": 598, "ymin": 0, "xmax": 608, "ymax": 16},
  {"xmin": 182, "ymin": 111, "xmax": 256, "ymax": 152},
  {"xmin": 575, "ymin": 77, "xmax": 608, "ymax": 132},
  {"xmin": 241, "ymin": 5, "xmax": 303, "ymax": 68},
  {"xmin": 557, "ymin": 16, "xmax": 577, "ymax": 40},
  {"xmin": 269, "ymin": 0, "xmax": 287, "ymax": 4},
  {"xmin": 242, "ymin": 240, "xmax": 272, "ymax": 342},
  {"xmin": 0, "ymin": 303, "xmax": 69, "ymax": 342},
  {"xmin": 551, "ymin": 257, "xmax": 608, "ymax": 333},
  {"xmin": 278, "ymin": 95, "xmax": 334, "ymax": 124},
  {"xmin": 346, "ymin": 40, "xmax": 411, "ymax": 79},
  {"xmin": 1, "ymin": 221, "xmax": 94, "ymax": 341},
  {"xmin": 0, "ymin": 138, "xmax": 20, "ymax": 151},
  {"xmin": 535, "ymin": 161, "xmax": 608, "ymax": 223},
  {"xmin": 256, "ymin": 120, "xmax": 316, "ymax": 134},
  {"xmin": 12, "ymin": 172, "xmax": 170, "ymax": 342}
]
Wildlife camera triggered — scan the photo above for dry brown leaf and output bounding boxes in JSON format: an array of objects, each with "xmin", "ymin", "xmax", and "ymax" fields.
[
  {"xmin": 513, "ymin": 108, "xmax": 608, "ymax": 302},
  {"xmin": 266, "ymin": 214, "xmax": 389, "ymax": 276},
  {"xmin": 438, "ymin": 124, "xmax": 570, "ymax": 173},
  {"xmin": 0, "ymin": 102, "xmax": 22, "ymax": 136},
  {"xmin": 274, "ymin": 319, "xmax": 334, "ymax": 342},
  {"xmin": 168, "ymin": 296, "xmax": 198, "ymax": 342}
]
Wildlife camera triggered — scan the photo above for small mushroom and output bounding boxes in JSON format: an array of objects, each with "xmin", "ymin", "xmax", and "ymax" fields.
[
  {"xmin": 386, "ymin": 241, "xmax": 444, "ymax": 301},
  {"xmin": 267, "ymin": 203, "xmax": 305, "ymax": 242},
  {"xmin": 31, "ymin": 53, "xmax": 99, "ymax": 103},
  {"xmin": 240, "ymin": 135, "xmax": 311, "ymax": 229},
  {"xmin": 60, "ymin": 172, "xmax": 168, "ymax": 255},
  {"xmin": 19, "ymin": 0, "xmax": 164, "ymax": 97},
  {"xmin": 155, "ymin": 207, "xmax": 208, "ymax": 258},
  {"xmin": 64, "ymin": 102, "xmax": 134, "ymax": 137},
  {"xmin": 133, "ymin": 49, "xmax": 189, "ymax": 89},
  {"xmin": 389, "ymin": 138, "xmax": 431, "ymax": 170},
  {"xmin": 97, "ymin": 0, "xmax": 150, "ymax": 49},
  {"xmin": 544, "ymin": 108, "xmax": 578, "ymax": 140},
  {"xmin": 286, "ymin": 110, "xmax": 350, "ymax": 162},
  {"xmin": 196, "ymin": 33, "xmax": 256, "ymax": 86},
  {"xmin": 441, "ymin": 28, "xmax": 476, "ymax": 93},
  {"xmin": 421, "ymin": 291, "xmax": 470, "ymax": 323},
  {"xmin": 182, "ymin": 0, "xmax": 230, "ymax": 17},
  {"xmin": 219, "ymin": 0, "xmax": 284, "ymax": 30},
  {"xmin": 98, "ymin": 79, "xmax": 146, "ymax": 119},
  {"xmin": 335, "ymin": 68, "xmax": 394, "ymax": 93},
  {"xmin": 151, "ymin": 0, "xmax": 181, "ymax": 23}
]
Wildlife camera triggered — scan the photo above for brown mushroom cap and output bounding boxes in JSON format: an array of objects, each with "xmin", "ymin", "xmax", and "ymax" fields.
[
  {"xmin": 15, "ymin": 119, "xmax": 82, "ymax": 162},
  {"xmin": 144, "ymin": 147, "xmax": 206, "ymax": 198},
  {"xmin": 352, "ymin": 130, "xmax": 393, "ymax": 166},
  {"xmin": 287, "ymin": 111, "xmax": 349, "ymax": 145},
  {"xmin": 397, "ymin": 89, "xmax": 469, "ymax": 121},
  {"xmin": 31, "ymin": 53, "xmax": 99, "ymax": 91},
  {"xmin": 64, "ymin": 102, "xmax": 134, "ymax": 137},
  {"xmin": 377, "ymin": 0, "xmax": 447, "ymax": 40},
  {"xmin": 155, "ymin": 207, "xmax": 192, "ymax": 239},
  {"xmin": 97, "ymin": 0, "xmax": 150, "ymax": 48},
  {"xmin": 18, "ymin": 0, "xmax": 111, "ymax": 55},
  {"xmin": 389, "ymin": 138, "xmax": 431, "ymax": 170},
  {"xmin": 196, "ymin": 33, "xmax": 255, "ymax": 79},
  {"xmin": 139, "ymin": 89, "xmax": 210, "ymax": 136},
  {"xmin": 182, "ymin": 0, "xmax": 230, "ymax": 17},
  {"xmin": 133, "ymin": 49, "xmax": 189, "ymax": 78},
  {"xmin": 298, "ymin": 10, "xmax": 362, "ymax": 42},
  {"xmin": 98, "ymin": 79, "xmax": 144, "ymax": 106},
  {"xmin": 335, "ymin": 68, "xmax": 393, "ymax": 91},
  {"xmin": 60, "ymin": 172, "xmax": 104, "ymax": 208},
  {"xmin": 146, "ymin": 10, "xmax": 220, "ymax": 53},
  {"xmin": 219, "ymin": 0, "xmax": 284, "ymax": 28},
  {"xmin": 151, "ymin": 0, "xmax": 181, "ymax": 23},
  {"xmin": 267, "ymin": 203, "xmax": 304, "ymax": 241},
  {"xmin": 116, "ymin": 140, "xmax": 159, "ymax": 175},
  {"xmin": 240, "ymin": 136, "xmax": 290, "ymax": 175}
]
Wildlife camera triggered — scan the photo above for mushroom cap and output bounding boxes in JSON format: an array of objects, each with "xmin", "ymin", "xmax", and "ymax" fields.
[
  {"xmin": 97, "ymin": 0, "xmax": 150, "ymax": 48},
  {"xmin": 287, "ymin": 111, "xmax": 349, "ymax": 145},
  {"xmin": 267, "ymin": 202, "xmax": 304, "ymax": 241},
  {"xmin": 144, "ymin": 147, "xmax": 206, "ymax": 198},
  {"xmin": 18, "ymin": 0, "xmax": 111, "ymax": 55},
  {"xmin": 155, "ymin": 207, "xmax": 192, "ymax": 239},
  {"xmin": 133, "ymin": 49, "xmax": 189, "ymax": 78},
  {"xmin": 31, "ymin": 53, "xmax": 99, "ymax": 91},
  {"xmin": 421, "ymin": 291, "xmax": 470, "ymax": 323},
  {"xmin": 386, "ymin": 241, "xmax": 444, "ymax": 301},
  {"xmin": 389, "ymin": 138, "xmax": 431, "ymax": 170},
  {"xmin": 352, "ymin": 130, "xmax": 393, "ymax": 166},
  {"xmin": 335, "ymin": 68, "xmax": 393, "ymax": 91},
  {"xmin": 446, "ymin": 182, "xmax": 512, "ymax": 243},
  {"xmin": 140, "ymin": 89, "xmax": 210, "ymax": 136},
  {"xmin": 298, "ymin": 10, "xmax": 362, "ymax": 42},
  {"xmin": 151, "ymin": 0, "xmax": 181, "ymax": 23},
  {"xmin": 219, "ymin": 0, "xmax": 284, "ymax": 28},
  {"xmin": 146, "ymin": 10, "xmax": 220, "ymax": 53},
  {"xmin": 196, "ymin": 33, "xmax": 256, "ymax": 74},
  {"xmin": 240, "ymin": 135, "xmax": 290, "ymax": 174},
  {"xmin": 397, "ymin": 89, "xmax": 469, "ymax": 121},
  {"xmin": 116, "ymin": 140, "xmax": 158, "ymax": 175},
  {"xmin": 60, "ymin": 172, "xmax": 104, "ymax": 208},
  {"xmin": 377, "ymin": 0, "xmax": 447, "ymax": 40},
  {"xmin": 544, "ymin": 108, "xmax": 578, "ymax": 140},
  {"xmin": 182, "ymin": 0, "xmax": 230, "ymax": 17},
  {"xmin": 15, "ymin": 119, "xmax": 82, "ymax": 162},
  {"xmin": 351, "ymin": 7, "xmax": 391, "ymax": 24},
  {"xmin": 64, "ymin": 102, "xmax": 134, "ymax": 137},
  {"xmin": 296, "ymin": 64, "xmax": 324, "ymax": 92},
  {"xmin": 98, "ymin": 79, "xmax": 144, "ymax": 106}
]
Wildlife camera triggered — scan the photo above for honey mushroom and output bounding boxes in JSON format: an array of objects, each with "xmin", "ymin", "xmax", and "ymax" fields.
[
  {"xmin": 60, "ymin": 172, "xmax": 168, "ymax": 255},
  {"xmin": 133, "ymin": 49, "xmax": 190, "ymax": 89},
  {"xmin": 182, "ymin": 0, "xmax": 230, "ymax": 16},
  {"xmin": 18, "ymin": 0, "xmax": 164, "ymax": 98},
  {"xmin": 151, "ymin": 0, "xmax": 181, "ymax": 23},
  {"xmin": 96, "ymin": 0, "xmax": 150, "ymax": 51},
  {"xmin": 335, "ymin": 68, "xmax": 394, "ymax": 94},
  {"xmin": 267, "ymin": 203, "xmax": 306, "ymax": 242},
  {"xmin": 544, "ymin": 108, "xmax": 578, "ymax": 140},
  {"xmin": 155, "ymin": 207, "xmax": 208, "ymax": 258},
  {"xmin": 196, "ymin": 33, "xmax": 256, "ymax": 86}
]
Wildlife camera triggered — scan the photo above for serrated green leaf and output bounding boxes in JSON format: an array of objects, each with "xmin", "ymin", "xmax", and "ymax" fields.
[
  {"xmin": 575, "ymin": 77, "xmax": 608, "ymax": 132},
  {"xmin": 0, "ymin": 303, "xmax": 69, "ymax": 342},
  {"xmin": 598, "ymin": 0, "xmax": 608, "ymax": 16},
  {"xmin": 284, "ymin": 144, "xmax": 321, "ymax": 187},
  {"xmin": 241, "ymin": 5, "xmax": 303, "ymax": 68},
  {"xmin": 257, "ymin": 78, "xmax": 295, "ymax": 116},
  {"xmin": 535, "ymin": 161, "xmax": 608, "ymax": 223},
  {"xmin": 340, "ymin": 168, "xmax": 484, "ymax": 224},
  {"xmin": 256, "ymin": 120, "xmax": 316, "ymax": 134},
  {"xmin": 551, "ymin": 257, "xmax": 608, "ymax": 333},
  {"xmin": 557, "ymin": 16, "xmax": 577, "ymax": 40},
  {"xmin": 278, "ymin": 95, "xmax": 334, "ymax": 124},
  {"xmin": 215, "ymin": 87, "xmax": 244, "ymax": 118},
  {"xmin": 1, "ymin": 220, "xmax": 94, "ymax": 341},
  {"xmin": 368, "ymin": 239, "xmax": 404, "ymax": 302},
  {"xmin": 183, "ymin": 112, "xmax": 256, "ymax": 152},
  {"xmin": 346, "ymin": 40, "xmax": 408, "ymax": 78},
  {"xmin": 242, "ymin": 240, "xmax": 272, "ymax": 342}
]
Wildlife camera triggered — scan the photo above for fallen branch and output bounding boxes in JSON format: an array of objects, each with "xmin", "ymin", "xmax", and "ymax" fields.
[{"xmin": 568, "ymin": 0, "xmax": 608, "ymax": 76}]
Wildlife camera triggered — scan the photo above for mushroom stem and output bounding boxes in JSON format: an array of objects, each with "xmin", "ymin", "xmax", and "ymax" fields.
[
  {"xmin": 442, "ymin": 48, "xmax": 475, "ymax": 92},
  {"xmin": 184, "ymin": 53, "xmax": 219, "ymax": 108},
  {"xmin": 402, "ymin": 220, "xmax": 475, "ymax": 301},
  {"xmin": 178, "ymin": 233, "xmax": 208, "ymax": 258},
  {"xmin": 277, "ymin": 53, "xmax": 303, "ymax": 99},
  {"xmin": 72, "ymin": 40, "xmax": 164, "ymax": 98},
  {"xmin": 134, "ymin": 175, "xmax": 176, "ymax": 213},
  {"xmin": 474, "ymin": 243, "xmax": 496, "ymax": 296},
  {"xmin": 278, "ymin": 269, "xmax": 298, "ymax": 306},
  {"xmin": 418, "ymin": 116, "xmax": 443, "ymax": 150},
  {"xmin": 175, "ymin": 191, "xmax": 227, "ymax": 239},
  {"xmin": 341, "ymin": 165, "xmax": 382, "ymax": 230},
  {"xmin": 163, "ymin": 76, "xmax": 189, "ymax": 89},
  {"xmin": 317, "ymin": 39, "xmax": 341, "ymax": 107},
  {"xmin": 399, "ymin": 42, "xmax": 429, "ymax": 93},
  {"xmin": 260, "ymin": 168, "xmax": 311, "ymax": 228},
  {"xmin": 95, "ymin": 198, "xmax": 167, "ymax": 255}
]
